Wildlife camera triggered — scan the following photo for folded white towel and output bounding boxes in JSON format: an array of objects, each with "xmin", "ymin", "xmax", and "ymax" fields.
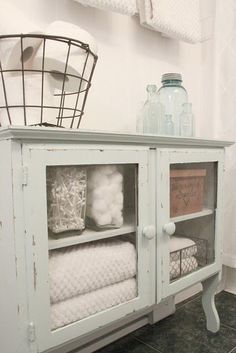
[
  {"xmin": 170, "ymin": 256, "xmax": 198, "ymax": 280},
  {"xmin": 75, "ymin": 0, "xmax": 138, "ymax": 16},
  {"xmin": 51, "ymin": 278, "xmax": 137, "ymax": 330},
  {"xmin": 169, "ymin": 236, "xmax": 196, "ymax": 253},
  {"xmin": 138, "ymin": 0, "xmax": 202, "ymax": 44},
  {"xmin": 49, "ymin": 239, "xmax": 137, "ymax": 304}
]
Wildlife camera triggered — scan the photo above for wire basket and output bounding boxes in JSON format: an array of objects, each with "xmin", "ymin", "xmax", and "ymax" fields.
[
  {"xmin": 170, "ymin": 236, "xmax": 208, "ymax": 281},
  {"xmin": 0, "ymin": 34, "xmax": 98, "ymax": 128}
]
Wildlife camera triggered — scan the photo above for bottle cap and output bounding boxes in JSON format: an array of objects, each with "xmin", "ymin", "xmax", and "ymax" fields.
[{"xmin": 161, "ymin": 73, "xmax": 182, "ymax": 83}]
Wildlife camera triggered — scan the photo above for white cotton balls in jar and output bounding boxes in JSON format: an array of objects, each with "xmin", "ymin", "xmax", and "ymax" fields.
[{"xmin": 86, "ymin": 165, "xmax": 124, "ymax": 229}]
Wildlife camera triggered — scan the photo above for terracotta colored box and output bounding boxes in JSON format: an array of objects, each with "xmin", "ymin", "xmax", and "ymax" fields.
[{"xmin": 170, "ymin": 169, "xmax": 207, "ymax": 218}]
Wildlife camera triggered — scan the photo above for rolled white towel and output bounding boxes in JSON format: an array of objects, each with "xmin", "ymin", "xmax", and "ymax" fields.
[
  {"xmin": 169, "ymin": 236, "xmax": 197, "ymax": 253},
  {"xmin": 170, "ymin": 256, "xmax": 198, "ymax": 280}
]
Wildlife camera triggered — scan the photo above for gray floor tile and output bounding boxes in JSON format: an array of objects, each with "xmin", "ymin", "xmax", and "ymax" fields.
[
  {"xmin": 132, "ymin": 307, "xmax": 236, "ymax": 353},
  {"xmin": 95, "ymin": 334, "xmax": 161, "ymax": 353},
  {"xmin": 183, "ymin": 291, "xmax": 236, "ymax": 330}
]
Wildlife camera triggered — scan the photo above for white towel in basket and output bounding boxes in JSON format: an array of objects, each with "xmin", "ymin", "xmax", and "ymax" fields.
[
  {"xmin": 170, "ymin": 256, "xmax": 198, "ymax": 280},
  {"xmin": 49, "ymin": 239, "xmax": 137, "ymax": 304},
  {"xmin": 51, "ymin": 278, "xmax": 137, "ymax": 330},
  {"xmin": 75, "ymin": 0, "xmax": 138, "ymax": 16},
  {"xmin": 138, "ymin": 0, "xmax": 202, "ymax": 43},
  {"xmin": 169, "ymin": 236, "xmax": 197, "ymax": 259}
]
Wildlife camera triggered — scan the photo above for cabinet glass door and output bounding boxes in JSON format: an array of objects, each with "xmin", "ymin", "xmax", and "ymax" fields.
[
  {"xmin": 23, "ymin": 146, "xmax": 155, "ymax": 352},
  {"xmin": 157, "ymin": 149, "xmax": 224, "ymax": 298}
]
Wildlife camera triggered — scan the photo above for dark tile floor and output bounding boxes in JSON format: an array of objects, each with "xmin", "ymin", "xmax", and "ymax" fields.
[{"xmin": 96, "ymin": 291, "xmax": 236, "ymax": 353}]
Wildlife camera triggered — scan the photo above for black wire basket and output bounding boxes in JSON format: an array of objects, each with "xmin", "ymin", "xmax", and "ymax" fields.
[{"xmin": 0, "ymin": 34, "xmax": 98, "ymax": 128}]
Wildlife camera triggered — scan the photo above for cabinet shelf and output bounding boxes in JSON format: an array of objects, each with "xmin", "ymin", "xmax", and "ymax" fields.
[
  {"xmin": 170, "ymin": 208, "xmax": 214, "ymax": 223},
  {"xmin": 48, "ymin": 219, "xmax": 136, "ymax": 250}
]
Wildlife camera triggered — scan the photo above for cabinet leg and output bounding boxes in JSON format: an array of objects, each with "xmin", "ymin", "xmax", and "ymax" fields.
[
  {"xmin": 149, "ymin": 297, "xmax": 175, "ymax": 325},
  {"xmin": 201, "ymin": 272, "xmax": 220, "ymax": 333}
]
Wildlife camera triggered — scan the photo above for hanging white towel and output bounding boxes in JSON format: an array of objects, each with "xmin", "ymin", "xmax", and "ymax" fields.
[
  {"xmin": 49, "ymin": 239, "xmax": 137, "ymax": 304},
  {"xmin": 74, "ymin": 0, "xmax": 138, "ymax": 16},
  {"xmin": 138, "ymin": 0, "xmax": 202, "ymax": 44},
  {"xmin": 51, "ymin": 278, "xmax": 137, "ymax": 330}
]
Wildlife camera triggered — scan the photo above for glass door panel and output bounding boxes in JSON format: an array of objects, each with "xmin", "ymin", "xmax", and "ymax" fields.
[{"xmin": 169, "ymin": 162, "xmax": 217, "ymax": 282}]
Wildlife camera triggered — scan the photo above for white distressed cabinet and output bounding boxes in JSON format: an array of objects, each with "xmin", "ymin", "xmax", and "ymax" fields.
[{"xmin": 0, "ymin": 127, "xmax": 233, "ymax": 353}]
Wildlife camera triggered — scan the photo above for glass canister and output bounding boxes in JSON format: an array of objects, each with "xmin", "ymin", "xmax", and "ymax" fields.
[
  {"xmin": 136, "ymin": 84, "xmax": 164, "ymax": 135},
  {"xmin": 180, "ymin": 103, "xmax": 195, "ymax": 137},
  {"xmin": 157, "ymin": 73, "xmax": 188, "ymax": 136}
]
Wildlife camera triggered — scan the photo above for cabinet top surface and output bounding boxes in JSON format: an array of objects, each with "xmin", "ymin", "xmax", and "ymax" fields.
[{"xmin": 0, "ymin": 126, "xmax": 233, "ymax": 148}]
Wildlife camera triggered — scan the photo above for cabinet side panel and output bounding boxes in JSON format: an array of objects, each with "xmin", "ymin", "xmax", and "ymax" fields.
[{"xmin": 0, "ymin": 140, "xmax": 19, "ymax": 353}]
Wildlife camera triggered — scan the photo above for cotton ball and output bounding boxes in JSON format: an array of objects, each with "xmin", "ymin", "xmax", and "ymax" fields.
[
  {"xmin": 112, "ymin": 182, "xmax": 122, "ymax": 193},
  {"xmin": 115, "ymin": 192, "xmax": 124, "ymax": 206},
  {"xmin": 89, "ymin": 170, "xmax": 109, "ymax": 188},
  {"xmin": 93, "ymin": 186, "xmax": 109, "ymax": 200},
  {"xmin": 95, "ymin": 212, "xmax": 112, "ymax": 226},
  {"xmin": 109, "ymin": 171, "xmax": 123, "ymax": 185},
  {"xmin": 110, "ymin": 203, "xmax": 118, "ymax": 217},
  {"xmin": 93, "ymin": 199, "xmax": 108, "ymax": 213},
  {"xmin": 100, "ymin": 165, "xmax": 117, "ymax": 175},
  {"xmin": 112, "ymin": 214, "xmax": 123, "ymax": 226}
]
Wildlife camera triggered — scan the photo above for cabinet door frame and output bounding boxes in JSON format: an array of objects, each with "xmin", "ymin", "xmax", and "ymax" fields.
[
  {"xmin": 156, "ymin": 148, "xmax": 225, "ymax": 299},
  {"xmin": 22, "ymin": 144, "xmax": 155, "ymax": 352}
]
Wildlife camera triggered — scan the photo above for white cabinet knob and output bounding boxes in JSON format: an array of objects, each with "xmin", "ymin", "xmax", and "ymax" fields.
[
  {"xmin": 142, "ymin": 225, "xmax": 156, "ymax": 239},
  {"xmin": 163, "ymin": 222, "xmax": 176, "ymax": 236}
]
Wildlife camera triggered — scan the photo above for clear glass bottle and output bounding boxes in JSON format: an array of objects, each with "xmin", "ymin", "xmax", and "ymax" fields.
[
  {"xmin": 157, "ymin": 73, "xmax": 188, "ymax": 136},
  {"xmin": 165, "ymin": 114, "xmax": 174, "ymax": 135},
  {"xmin": 180, "ymin": 103, "xmax": 195, "ymax": 137},
  {"xmin": 136, "ymin": 84, "xmax": 164, "ymax": 135}
]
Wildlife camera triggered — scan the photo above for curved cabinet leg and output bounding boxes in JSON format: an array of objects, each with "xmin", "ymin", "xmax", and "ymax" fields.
[{"xmin": 201, "ymin": 272, "xmax": 220, "ymax": 333}]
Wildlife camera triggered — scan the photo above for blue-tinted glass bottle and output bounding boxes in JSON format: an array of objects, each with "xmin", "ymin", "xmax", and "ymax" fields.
[
  {"xmin": 136, "ymin": 84, "xmax": 164, "ymax": 135},
  {"xmin": 157, "ymin": 73, "xmax": 188, "ymax": 136}
]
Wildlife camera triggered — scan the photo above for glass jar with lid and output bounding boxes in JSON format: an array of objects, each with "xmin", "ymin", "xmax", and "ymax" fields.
[{"xmin": 157, "ymin": 73, "xmax": 188, "ymax": 136}]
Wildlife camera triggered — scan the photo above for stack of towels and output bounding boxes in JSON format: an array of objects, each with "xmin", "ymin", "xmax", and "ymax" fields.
[
  {"xmin": 169, "ymin": 236, "xmax": 198, "ymax": 280},
  {"xmin": 86, "ymin": 165, "xmax": 124, "ymax": 229},
  {"xmin": 0, "ymin": 2, "xmax": 97, "ymax": 127},
  {"xmin": 49, "ymin": 239, "xmax": 137, "ymax": 330}
]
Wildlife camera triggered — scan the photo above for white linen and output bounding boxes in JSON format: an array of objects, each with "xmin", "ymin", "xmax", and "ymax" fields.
[
  {"xmin": 75, "ymin": 0, "xmax": 138, "ymax": 16},
  {"xmin": 169, "ymin": 236, "xmax": 197, "ymax": 260},
  {"xmin": 170, "ymin": 256, "xmax": 198, "ymax": 280},
  {"xmin": 51, "ymin": 278, "xmax": 137, "ymax": 330},
  {"xmin": 138, "ymin": 0, "xmax": 202, "ymax": 44},
  {"xmin": 49, "ymin": 239, "xmax": 137, "ymax": 304}
]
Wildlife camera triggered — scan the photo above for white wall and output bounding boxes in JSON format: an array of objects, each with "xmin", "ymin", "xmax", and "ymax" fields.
[{"xmin": 8, "ymin": 0, "xmax": 209, "ymax": 134}]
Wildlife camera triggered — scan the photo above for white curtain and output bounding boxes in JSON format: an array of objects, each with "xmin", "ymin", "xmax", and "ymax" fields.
[{"xmin": 214, "ymin": 0, "xmax": 236, "ymax": 268}]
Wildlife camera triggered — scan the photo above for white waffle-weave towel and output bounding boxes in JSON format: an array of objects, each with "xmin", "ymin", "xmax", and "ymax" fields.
[
  {"xmin": 170, "ymin": 256, "xmax": 198, "ymax": 280},
  {"xmin": 75, "ymin": 0, "xmax": 138, "ymax": 16},
  {"xmin": 138, "ymin": 0, "xmax": 202, "ymax": 43},
  {"xmin": 51, "ymin": 278, "xmax": 137, "ymax": 330},
  {"xmin": 49, "ymin": 239, "xmax": 137, "ymax": 304}
]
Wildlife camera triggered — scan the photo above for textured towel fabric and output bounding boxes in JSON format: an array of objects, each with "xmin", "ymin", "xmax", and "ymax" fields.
[
  {"xmin": 51, "ymin": 278, "xmax": 137, "ymax": 330},
  {"xmin": 49, "ymin": 240, "xmax": 137, "ymax": 304},
  {"xmin": 169, "ymin": 236, "xmax": 197, "ymax": 261},
  {"xmin": 138, "ymin": 0, "xmax": 202, "ymax": 44},
  {"xmin": 75, "ymin": 0, "xmax": 138, "ymax": 16},
  {"xmin": 170, "ymin": 256, "xmax": 198, "ymax": 280}
]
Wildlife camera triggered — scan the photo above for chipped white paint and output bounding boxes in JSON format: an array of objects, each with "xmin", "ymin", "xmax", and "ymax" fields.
[{"xmin": 0, "ymin": 127, "xmax": 233, "ymax": 353}]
